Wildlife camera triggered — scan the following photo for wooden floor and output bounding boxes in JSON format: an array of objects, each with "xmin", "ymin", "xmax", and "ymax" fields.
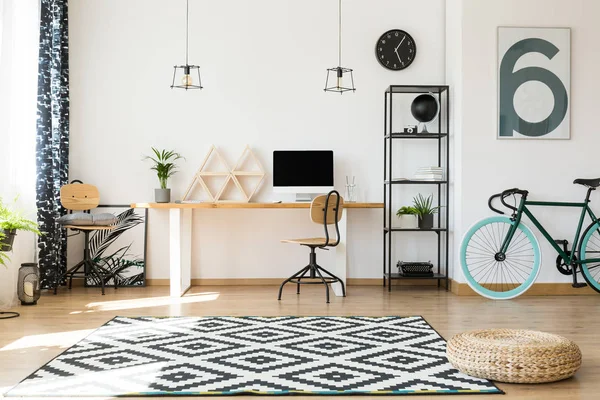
[{"xmin": 0, "ymin": 285, "xmax": 597, "ymax": 399}]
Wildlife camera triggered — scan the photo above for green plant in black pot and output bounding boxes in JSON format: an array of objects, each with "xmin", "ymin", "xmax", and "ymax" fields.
[
  {"xmin": 0, "ymin": 197, "xmax": 41, "ymax": 252},
  {"xmin": 143, "ymin": 148, "xmax": 185, "ymax": 203},
  {"xmin": 0, "ymin": 232, "xmax": 10, "ymax": 267},
  {"xmin": 412, "ymin": 193, "xmax": 440, "ymax": 229}
]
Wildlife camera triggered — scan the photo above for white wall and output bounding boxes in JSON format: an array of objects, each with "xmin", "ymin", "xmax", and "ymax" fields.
[
  {"xmin": 68, "ymin": 0, "xmax": 447, "ymax": 279},
  {"xmin": 451, "ymin": 0, "xmax": 600, "ymax": 283}
]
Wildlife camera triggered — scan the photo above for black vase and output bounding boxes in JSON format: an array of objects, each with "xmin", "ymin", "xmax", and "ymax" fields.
[
  {"xmin": 0, "ymin": 229, "xmax": 16, "ymax": 252},
  {"xmin": 419, "ymin": 214, "xmax": 434, "ymax": 229}
]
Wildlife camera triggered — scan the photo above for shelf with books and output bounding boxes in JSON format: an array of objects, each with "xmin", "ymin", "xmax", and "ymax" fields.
[{"xmin": 383, "ymin": 85, "xmax": 449, "ymax": 292}]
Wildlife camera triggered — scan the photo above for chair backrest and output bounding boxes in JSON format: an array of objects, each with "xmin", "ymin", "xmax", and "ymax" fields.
[
  {"xmin": 310, "ymin": 192, "xmax": 344, "ymax": 224},
  {"xmin": 60, "ymin": 184, "xmax": 100, "ymax": 211},
  {"xmin": 310, "ymin": 191, "xmax": 344, "ymax": 247}
]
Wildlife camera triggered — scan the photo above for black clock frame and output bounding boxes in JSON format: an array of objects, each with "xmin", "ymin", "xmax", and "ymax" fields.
[{"xmin": 375, "ymin": 29, "xmax": 417, "ymax": 71}]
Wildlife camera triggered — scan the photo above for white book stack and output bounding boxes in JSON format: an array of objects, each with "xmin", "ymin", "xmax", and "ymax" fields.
[{"xmin": 414, "ymin": 167, "xmax": 444, "ymax": 181}]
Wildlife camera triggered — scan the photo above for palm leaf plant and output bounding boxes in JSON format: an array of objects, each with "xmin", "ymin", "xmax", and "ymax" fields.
[
  {"xmin": 143, "ymin": 148, "xmax": 184, "ymax": 190},
  {"xmin": 87, "ymin": 209, "xmax": 145, "ymax": 286}
]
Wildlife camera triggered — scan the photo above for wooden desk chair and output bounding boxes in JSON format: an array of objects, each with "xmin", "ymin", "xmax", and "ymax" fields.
[
  {"xmin": 54, "ymin": 183, "xmax": 117, "ymax": 295},
  {"xmin": 278, "ymin": 190, "xmax": 346, "ymax": 303}
]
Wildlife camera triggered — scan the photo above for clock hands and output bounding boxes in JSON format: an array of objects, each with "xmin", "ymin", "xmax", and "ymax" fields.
[
  {"xmin": 394, "ymin": 34, "xmax": 406, "ymax": 64},
  {"xmin": 394, "ymin": 48, "xmax": 402, "ymax": 63},
  {"xmin": 395, "ymin": 35, "xmax": 406, "ymax": 51}
]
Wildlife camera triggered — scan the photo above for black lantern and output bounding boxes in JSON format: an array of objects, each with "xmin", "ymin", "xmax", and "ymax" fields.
[
  {"xmin": 171, "ymin": 0, "xmax": 203, "ymax": 90},
  {"xmin": 18, "ymin": 263, "xmax": 40, "ymax": 306},
  {"xmin": 324, "ymin": 0, "xmax": 355, "ymax": 94}
]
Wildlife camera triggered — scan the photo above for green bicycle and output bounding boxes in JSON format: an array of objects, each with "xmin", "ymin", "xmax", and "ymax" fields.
[{"xmin": 460, "ymin": 178, "xmax": 600, "ymax": 299}]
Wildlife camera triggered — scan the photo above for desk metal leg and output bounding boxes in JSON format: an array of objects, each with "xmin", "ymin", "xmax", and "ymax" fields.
[
  {"xmin": 332, "ymin": 212, "xmax": 347, "ymax": 297},
  {"xmin": 169, "ymin": 208, "xmax": 192, "ymax": 297}
]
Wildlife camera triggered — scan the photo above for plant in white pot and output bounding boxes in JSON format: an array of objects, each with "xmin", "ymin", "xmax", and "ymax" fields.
[
  {"xmin": 0, "ymin": 197, "xmax": 41, "ymax": 252},
  {"xmin": 412, "ymin": 193, "xmax": 441, "ymax": 229},
  {"xmin": 144, "ymin": 148, "xmax": 184, "ymax": 203},
  {"xmin": 395, "ymin": 206, "xmax": 418, "ymax": 229}
]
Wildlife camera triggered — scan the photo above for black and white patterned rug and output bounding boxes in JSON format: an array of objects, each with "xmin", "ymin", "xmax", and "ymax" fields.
[{"xmin": 6, "ymin": 316, "xmax": 502, "ymax": 396}]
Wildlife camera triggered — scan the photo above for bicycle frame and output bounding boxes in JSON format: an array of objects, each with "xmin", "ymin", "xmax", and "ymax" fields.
[{"xmin": 499, "ymin": 189, "xmax": 600, "ymax": 266}]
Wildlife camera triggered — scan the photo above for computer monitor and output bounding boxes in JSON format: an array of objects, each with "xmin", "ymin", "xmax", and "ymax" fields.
[{"xmin": 273, "ymin": 150, "xmax": 334, "ymax": 201}]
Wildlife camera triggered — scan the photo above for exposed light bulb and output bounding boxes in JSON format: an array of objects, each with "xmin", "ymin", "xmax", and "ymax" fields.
[
  {"xmin": 181, "ymin": 74, "xmax": 193, "ymax": 86},
  {"xmin": 336, "ymin": 67, "xmax": 343, "ymax": 89}
]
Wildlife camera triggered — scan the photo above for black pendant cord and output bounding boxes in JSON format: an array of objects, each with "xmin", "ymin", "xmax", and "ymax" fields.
[
  {"xmin": 185, "ymin": 0, "xmax": 189, "ymax": 66},
  {"xmin": 338, "ymin": 0, "xmax": 342, "ymax": 67},
  {"xmin": 0, "ymin": 311, "xmax": 20, "ymax": 319}
]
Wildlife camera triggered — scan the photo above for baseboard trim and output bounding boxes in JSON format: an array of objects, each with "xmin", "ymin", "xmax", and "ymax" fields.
[
  {"xmin": 145, "ymin": 278, "xmax": 597, "ymax": 295},
  {"xmin": 449, "ymin": 280, "xmax": 598, "ymax": 296},
  {"xmin": 146, "ymin": 278, "xmax": 441, "ymax": 287}
]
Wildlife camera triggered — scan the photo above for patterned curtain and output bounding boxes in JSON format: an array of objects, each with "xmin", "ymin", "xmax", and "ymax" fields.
[{"xmin": 36, "ymin": 0, "xmax": 70, "ymax": 289}]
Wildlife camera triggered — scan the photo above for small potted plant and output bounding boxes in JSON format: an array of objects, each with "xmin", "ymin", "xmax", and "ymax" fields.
[
  {"xmin": 412, "ymin": 193, "xmax": 440, "ymax": 229},
  {"xmin": 395, "ymin": 206, "xmax": 418, "ymax": 229},
  {"xmin": 144, "ymin": 148, "xmax": 184, "ymax": 203},
  {"xmin": 0, "ymin": 197, "xmax": 41, "ymax": 252}
]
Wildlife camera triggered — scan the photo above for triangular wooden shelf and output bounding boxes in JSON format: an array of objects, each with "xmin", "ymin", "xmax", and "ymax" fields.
[
  {"xmin": 231, "ymin": 145, "xmax": 265, "ymax": 202},
  {"xmin": 183, "ymin": 145, "xmax": 265, "ymax": 203}
]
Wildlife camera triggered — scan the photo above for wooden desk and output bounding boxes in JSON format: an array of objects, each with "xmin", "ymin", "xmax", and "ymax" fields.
[{"xmin": 132, "ymin": 202, "xmax": 384, "ymax": 297}]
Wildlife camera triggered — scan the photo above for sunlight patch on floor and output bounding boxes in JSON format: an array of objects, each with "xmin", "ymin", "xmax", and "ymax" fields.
[
  {"xmin": 83, "ymin": 292, "xmax": 220, "ymax": 311},
  {"xmin": 0, "ymin": 329, "xmax": 95, "ymax": 352}
]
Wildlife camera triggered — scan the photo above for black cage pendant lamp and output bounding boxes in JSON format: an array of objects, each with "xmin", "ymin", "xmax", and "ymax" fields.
[
  {"xmin": 324, "ymin": 0, "xmax": 355, "ymax": 94},
  {"xmin": 171, "ymin": 0, "xmax": 203, "ymax": 90}
]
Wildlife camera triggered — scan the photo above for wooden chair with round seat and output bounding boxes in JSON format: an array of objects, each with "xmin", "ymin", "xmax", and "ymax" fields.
[
  {"xmin": 278, "ymin": 190, "xmax": 346, "ymax": 303},
  {"xmin": 54, "ymin": 183, "xmax": 118, "ymax": 295}
]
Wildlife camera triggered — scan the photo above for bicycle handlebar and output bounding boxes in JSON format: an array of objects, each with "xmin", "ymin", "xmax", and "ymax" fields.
[{"xmin": 488, "ymin": 188, "xmax": 529, "ymax": 215}]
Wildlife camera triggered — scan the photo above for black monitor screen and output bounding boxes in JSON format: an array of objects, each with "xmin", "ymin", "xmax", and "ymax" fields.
[{"xmin": 273, "ymin": 150, "xmax": 334, "ymax": 187}]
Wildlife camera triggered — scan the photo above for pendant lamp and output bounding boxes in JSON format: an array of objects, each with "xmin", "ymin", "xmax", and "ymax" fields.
[
  {"xmin": 324, "ymin": 0, "xmax": 355, "ymax": 94},
  {"xmin": 171, "ymin": 0, "xmax": 203, "ymax": 90}
]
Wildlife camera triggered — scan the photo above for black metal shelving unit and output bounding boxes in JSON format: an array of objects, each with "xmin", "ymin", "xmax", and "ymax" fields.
[{"xmin": 383, "ymin": 85, "xmax": 449, "ymax": 292}]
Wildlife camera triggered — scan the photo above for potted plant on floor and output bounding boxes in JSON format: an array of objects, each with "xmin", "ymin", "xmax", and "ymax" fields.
[
  {"xmin": 412, "ymin": 193, "xmax": 440, "ymax": 229},
  {"xmin": 143, "ymin": 148, "xmax": 185, "ymax": 203},
  {"xmin": 0, "ymin": 197, "xmax": 41, "ymax": 252},
  {"xmin": 395, "ymin": 206, "xmax": 418, "ymax": 229}
]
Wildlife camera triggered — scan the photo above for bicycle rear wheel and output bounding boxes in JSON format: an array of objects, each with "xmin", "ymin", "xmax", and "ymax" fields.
[
  {"xmin": 460, "ymin": 216, "xmax": 541, "ymax": 299},
  {"xmin": 578, "ymin": 220, "xmax": 600, "ymax": 293}
]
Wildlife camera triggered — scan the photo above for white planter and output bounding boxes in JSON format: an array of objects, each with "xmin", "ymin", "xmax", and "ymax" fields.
[{"xmin": 397, "ymin": 215, "xmax": 418, "ymax": 229}]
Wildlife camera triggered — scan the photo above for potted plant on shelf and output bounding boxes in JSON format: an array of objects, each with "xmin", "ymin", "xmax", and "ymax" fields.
[
  {"xmin": 412, "ymin": 193, "xmax": 440, "ymax": 229},
  {"xmin": 0, "ymin": 197, "xmax": 41, "ymax": 252},
  {"xmin": 143, "ymin": 148, "xmax": 184, "ymax": 203},
  {"xmin": 395, "ymin": 206, "xmax": 418, "ymax": 229}
]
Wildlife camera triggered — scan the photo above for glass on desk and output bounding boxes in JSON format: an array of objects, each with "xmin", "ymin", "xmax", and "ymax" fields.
[{"xmin": 345, "ymin": 184, "xmax": 357, "ymax": 203}]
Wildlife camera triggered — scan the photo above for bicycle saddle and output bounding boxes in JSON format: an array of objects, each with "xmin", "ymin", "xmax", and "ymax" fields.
[{"xmin": 573, "ymin": 178, "xmax": 600, "ymax": 188}]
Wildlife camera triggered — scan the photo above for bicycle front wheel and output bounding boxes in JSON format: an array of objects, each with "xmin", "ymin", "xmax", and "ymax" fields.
[
  {"xmin": 578, "ymin": 220, "xmax": 600, "ymax": 293},
  {"xmin": 460, "ymin": 216, "xmax": 541, "ymax": 299}
]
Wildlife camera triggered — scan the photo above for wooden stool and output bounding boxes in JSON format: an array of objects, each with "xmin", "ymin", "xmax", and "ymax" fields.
[{"xmin": 446, "ymin": 329, "xmax": 581, "ymax": 383}]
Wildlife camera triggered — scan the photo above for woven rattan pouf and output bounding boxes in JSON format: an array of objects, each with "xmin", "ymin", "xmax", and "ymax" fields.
[{"xmin": 446, "ymin": 329, "xmax": 581, "ymax": 383}]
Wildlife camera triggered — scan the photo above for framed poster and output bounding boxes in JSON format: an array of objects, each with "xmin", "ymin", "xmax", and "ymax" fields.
[
  {"xmin": 88, "ymin": 205, "xmax": 148, "ymax": 287},
  {"xmin": 498, "ymin": 27, "xmax": 570, "ymax": 139}
]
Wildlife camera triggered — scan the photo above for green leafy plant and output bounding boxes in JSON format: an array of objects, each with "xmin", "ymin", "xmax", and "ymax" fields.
[
  {"xmin": 143, "ymin": 148, "xmax": 184, "ymax": 189},
  {"xmin": 396, "ymin": 206, "xmax": 418, "ymax": 217},
  {"xmin": 412, "ymin": 194, "xmax": 441, "ymax": 217},
  {"xmin": 0, "ymin": 197, "xmax": 41, "ymax": 235}
]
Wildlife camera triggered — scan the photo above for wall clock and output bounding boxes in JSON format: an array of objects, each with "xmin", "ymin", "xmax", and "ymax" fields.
[{"xmin": 375, "ymin": 29, "xmax": 416, "ymax": 70}]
